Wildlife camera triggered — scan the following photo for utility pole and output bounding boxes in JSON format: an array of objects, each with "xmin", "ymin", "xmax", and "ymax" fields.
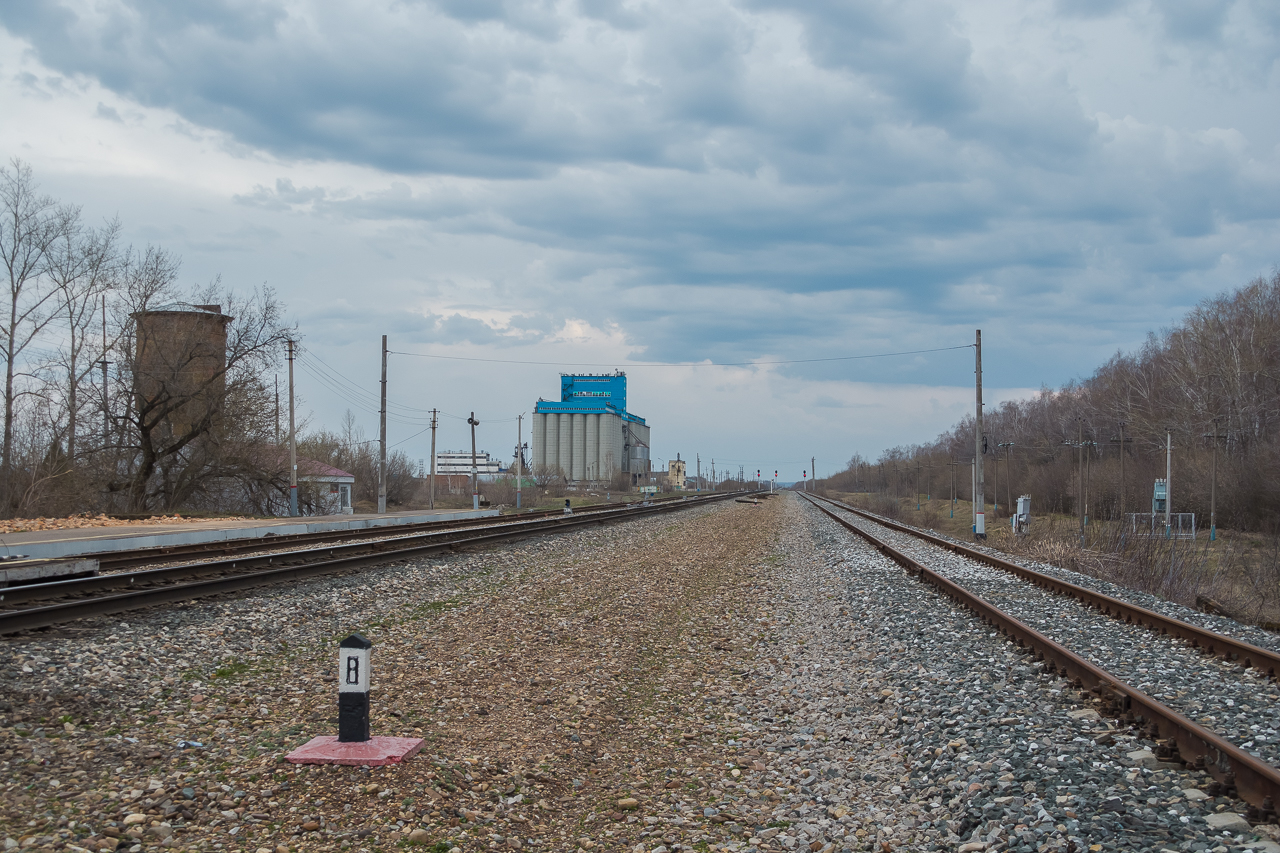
[
  {"xmin": 99, "ymin": 295, "xmax": 111, "ymax": 449},
  {"xmin": 1119, "ymin": 421, "xmax": 1126, "ymax": 522},
  {"xmin": 1111, "ymin": 421, "xmax": 1131, "ymax": 524},
  {"xmin": 697, "ymin": 454, "xmax": 701, "ymax": 493},
  {"xmin": 950, "ymin": 460, "xmax": 957, "ymax": 519},
  {"xmin": 469, "ymin": 412, "xmax": 480, "ymax": 511},
  {"xmin": 427, "ymin": 409, "xmax": 437, "ymax": 507},
  {"xmin": 274, "ymin": 375, "xmax": 280, "ymax": 446},
  {"xmin": 1165, "ymin": 431, "xmax": 1173, "ymax": 538},
  {"xmin": 915, "ymin": 461, "xmax": 921, "ymax": 510},
  {"xmin": 516, "ymin": 413, "xmax": 523, "ymax": 510},
  {"xmin": 1077, "ymin": 419, "xmax": 1084, "ymax": 547},
  {"xmin": 378, "ymin": 335, "xmax": 388, "ymax": 515},
  {"xmin": 1085, "ymin": 432, "xmax": 1093, "ymax": 526},
  {"xmin": 974, "ymin": 329, "xmax": 985, "ymax": 539},
  {"xmin": 1209, "ymin": 418, "xmax": 1219, "ymax": 541},
  {"xmin": 712, "ymin": 459, "xmax": 715, "ymax": 491},
  {"xmin": 811, "ymin": 456, "xmax": 815, "ymax": 493},
  {"xmin": 998, "ymin": 442, "xmax": 1015, "ymax": 518},
  {"xmin": 287, "ymin": 339, "xmax": 297, "ymax": 517}
]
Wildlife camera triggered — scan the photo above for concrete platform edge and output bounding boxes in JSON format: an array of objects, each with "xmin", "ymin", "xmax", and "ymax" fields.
[{"xmin": 0, "ymin": 510, "xmax": 499, "ymax": 560}]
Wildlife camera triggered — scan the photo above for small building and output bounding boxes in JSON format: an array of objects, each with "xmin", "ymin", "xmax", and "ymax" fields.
[
  {"xmin": 668, "ymin": 454, "xmax": 687, "ymax": 489},
  {"xmin": 299, "ymin": 460, "xmax": 355, "ymax": 515},
  {"xmin": 531, "ymin": 372, "xmax": 651, "ymax": 485}
]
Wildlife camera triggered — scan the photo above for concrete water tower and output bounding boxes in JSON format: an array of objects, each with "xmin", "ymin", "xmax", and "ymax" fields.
[{"xmin": 132, "ymin": 303, "xmax": 232, "ymax": 434}]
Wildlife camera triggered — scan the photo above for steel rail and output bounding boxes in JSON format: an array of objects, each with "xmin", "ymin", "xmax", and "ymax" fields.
[
  {"xmin": 81, "ymin": 496, "xmax": 690, "ymax": 572},
  {"xmin": 810, "ymin": 494, "xmax": 1280, "ymax": 679},
  {"xmin": 0, "ymin": 498, "xmax": 709, "ymax": 608},
  {"xmin": 801, "ymin": 494, "xmax": 1279, "ymax": 821},
  {"xmin": 0, "ymin": 492, "xmax": 744, "ymax": 634}
]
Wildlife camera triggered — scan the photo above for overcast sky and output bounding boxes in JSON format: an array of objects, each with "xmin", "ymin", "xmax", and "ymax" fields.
[{"xmin": 2, "ymin": 0, "xmax": 1277, "ymax": 481}]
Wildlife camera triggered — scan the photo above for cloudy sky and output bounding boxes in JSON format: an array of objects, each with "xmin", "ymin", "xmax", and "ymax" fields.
[{"xmin": 2, "ymin": 0, "xmax": 1277, "ymax": 481}]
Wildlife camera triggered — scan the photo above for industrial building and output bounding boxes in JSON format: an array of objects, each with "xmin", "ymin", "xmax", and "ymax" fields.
[
  {"xmin": 531, "ymin": 373, "xmax": 650, "ymax": 484},
  {"xmin": 435, "ymin": 450, "xmax": 504, "ymax": 476},
  {"xmin": 668, "ymin": 454, "xmax": 686, "ymax": 489}
]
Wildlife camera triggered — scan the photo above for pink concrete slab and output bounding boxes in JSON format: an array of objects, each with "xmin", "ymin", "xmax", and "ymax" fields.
[{"xmin": 285, "ymin": 736, "xmax": 425, "ymax": 766}]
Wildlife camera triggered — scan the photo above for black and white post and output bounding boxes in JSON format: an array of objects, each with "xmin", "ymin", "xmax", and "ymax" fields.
[{"xmin": 338, "ymin": 633, "xmax": 372, "ymax": 743}]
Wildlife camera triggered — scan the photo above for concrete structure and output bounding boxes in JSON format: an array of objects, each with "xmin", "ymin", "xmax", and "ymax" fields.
[
  {"xmin": 668, "ymin": 455, "xmax": 687, "ymax": 489},
  {"xmin": 531, "ymin": 372, "xmax": 650, "ymax": 484},
  {"xmin": 132, "ymin": 303, "xmax": 231, "ymax": 434},
  {"xmin": 1, "ymin": 508, "xmax": 499, "ymax": 562}
]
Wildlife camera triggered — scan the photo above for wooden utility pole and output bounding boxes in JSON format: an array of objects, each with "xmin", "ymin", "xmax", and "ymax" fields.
[
  {"xmin": 915, "ymin": 461, "xmax": 921, "ymax": 510},
  {"xmin": 429, "ymin": 408, "xmax": 438, "ymax": 510},
  {"xmin": 287, "ymin": 339, "xmax": 297, "ymax": 516},
  {"xmin": 811, "ymin": 456, "xmax": 815, "ymax": 493},
  {"xmin": 468, "ymin": 412, "xmax": 480, "ymax": 511},
  {"xmin": 378, "ymin": 335, "xmax": 388, "ymax": 515},
  {"xmin": 274, "ymin": 375, "xmax": 280, "ymax": 446},
  {"xmin": 974, "ymin": 330, "xmax": 985, "ymax": 539}
]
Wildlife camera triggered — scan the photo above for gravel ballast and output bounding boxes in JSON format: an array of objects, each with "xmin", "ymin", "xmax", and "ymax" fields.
[
  {"xmin": 812, "ymin": 498, "xmax": 1280, "ymax": 770},
  {"xmin": 3, "ymin": 493, "xmax": 1279, "ymax": 853}
]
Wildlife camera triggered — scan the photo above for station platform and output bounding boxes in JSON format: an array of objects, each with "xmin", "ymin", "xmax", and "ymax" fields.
[{"xmin": 0, "ymin": 508, "xmax": 500, "ymax": 562}]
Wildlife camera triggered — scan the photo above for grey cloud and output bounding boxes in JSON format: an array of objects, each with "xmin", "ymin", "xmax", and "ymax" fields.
[
  {"xmin": 95, "ymin": 101, "xmax": 122, "ymax": 121},
  {"xmin": 4, "ymin": 0, "xmax": 1278, "ymax": 392},
  {"xmin": 1158, "ymin": 0, "xmax": 1233, "ymax": 41}
]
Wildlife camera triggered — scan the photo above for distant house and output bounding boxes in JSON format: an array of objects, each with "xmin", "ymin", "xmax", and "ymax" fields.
[{"xmin": 299, "ymin": 459, "xmax": 355, "ymax": 515}]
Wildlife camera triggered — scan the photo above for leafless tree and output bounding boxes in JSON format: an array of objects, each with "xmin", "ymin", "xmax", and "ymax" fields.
[
  {"xmin": 0, "ymin": 159, "xmax": 77, "ymax": 511},
  {"xmin": 108, "ymin": 281, "xmax": 294, "ymax": 511},
  {"xmin": 46, "ymin": 216, "xmax": 121, "ymax": 462}
]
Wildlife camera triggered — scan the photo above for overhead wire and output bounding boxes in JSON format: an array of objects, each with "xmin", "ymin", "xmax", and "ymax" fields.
[{"xmin": 386, "ymin": 344, "xmax": 973, "ymax": 368}]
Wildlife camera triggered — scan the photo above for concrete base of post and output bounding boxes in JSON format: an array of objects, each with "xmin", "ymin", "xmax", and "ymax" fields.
[{"xmin": 285, "ymin": 735, "xmax": 424, "ymax": 766}]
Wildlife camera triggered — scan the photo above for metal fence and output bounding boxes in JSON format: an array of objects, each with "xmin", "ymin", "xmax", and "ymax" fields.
[{"xmin": 1127, "ymin": 512, "xmax": 1197, "ymax": 540}]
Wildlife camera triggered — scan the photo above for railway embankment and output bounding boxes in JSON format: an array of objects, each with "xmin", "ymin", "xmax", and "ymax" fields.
[{"xmin": 2, "ymin": 494, "xmax": 1278, "ymax": 852}]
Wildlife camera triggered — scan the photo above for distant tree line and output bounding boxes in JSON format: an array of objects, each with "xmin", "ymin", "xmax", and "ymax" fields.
[
  {"xmin": 820, "ymin": 271, "xmax": 1280, "ymax": 532},
  {"xmin": 0, "ymin": 158, "xmax": 294, "ymax": 517}
]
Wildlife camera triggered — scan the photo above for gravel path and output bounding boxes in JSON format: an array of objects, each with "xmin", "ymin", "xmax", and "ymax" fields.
[
  {"xmin": 812, "ymin": 498, "xmax": 1280, "ymax": 770},
  {"xmin": 3, "ymin": 493, "xmax": 1279, "ymax": 853}
]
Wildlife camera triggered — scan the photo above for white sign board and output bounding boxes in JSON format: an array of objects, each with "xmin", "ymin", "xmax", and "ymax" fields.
[{"xmin": 339, "ymin": 648, "xmax": 371, "ymax": 693}]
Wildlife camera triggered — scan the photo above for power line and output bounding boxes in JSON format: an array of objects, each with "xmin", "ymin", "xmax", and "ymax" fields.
[{"xmin": 385, "ymin": 344, "xmax": 973, "ymax": 368}]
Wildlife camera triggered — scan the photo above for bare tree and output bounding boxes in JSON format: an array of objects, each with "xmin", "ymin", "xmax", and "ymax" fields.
[
  {"xmin": 47, "ymin": 216, "xmax": 121, "ymax": 462},
  {"xmin": 0, "ymin": 159, "xmax": 76, "ymax": 510},
  {"xmin": 109, "ymin": 282, "xmax": 294, "ymax": 511}
]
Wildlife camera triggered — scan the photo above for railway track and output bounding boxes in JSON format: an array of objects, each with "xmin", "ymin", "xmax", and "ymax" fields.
[
  {"xmin": 0, "ymin": 491, "xmax": 745, "ymax": 635},
  {"xmin": 53, "ymin": 495, "xmax": 692, "ymax": 573},
  {"xmin": 800, "ymin": 493, "xmax": 1280, "ymax": 824}
]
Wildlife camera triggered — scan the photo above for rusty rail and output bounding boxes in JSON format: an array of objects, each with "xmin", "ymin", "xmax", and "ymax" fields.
[
  {"xmin": 811, "ymin": 494, "xmax": 1280, "ymax": 679},
  {"xmin": 802, "ymin": 494, "xmax": 1280, "ymax": 822}
]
